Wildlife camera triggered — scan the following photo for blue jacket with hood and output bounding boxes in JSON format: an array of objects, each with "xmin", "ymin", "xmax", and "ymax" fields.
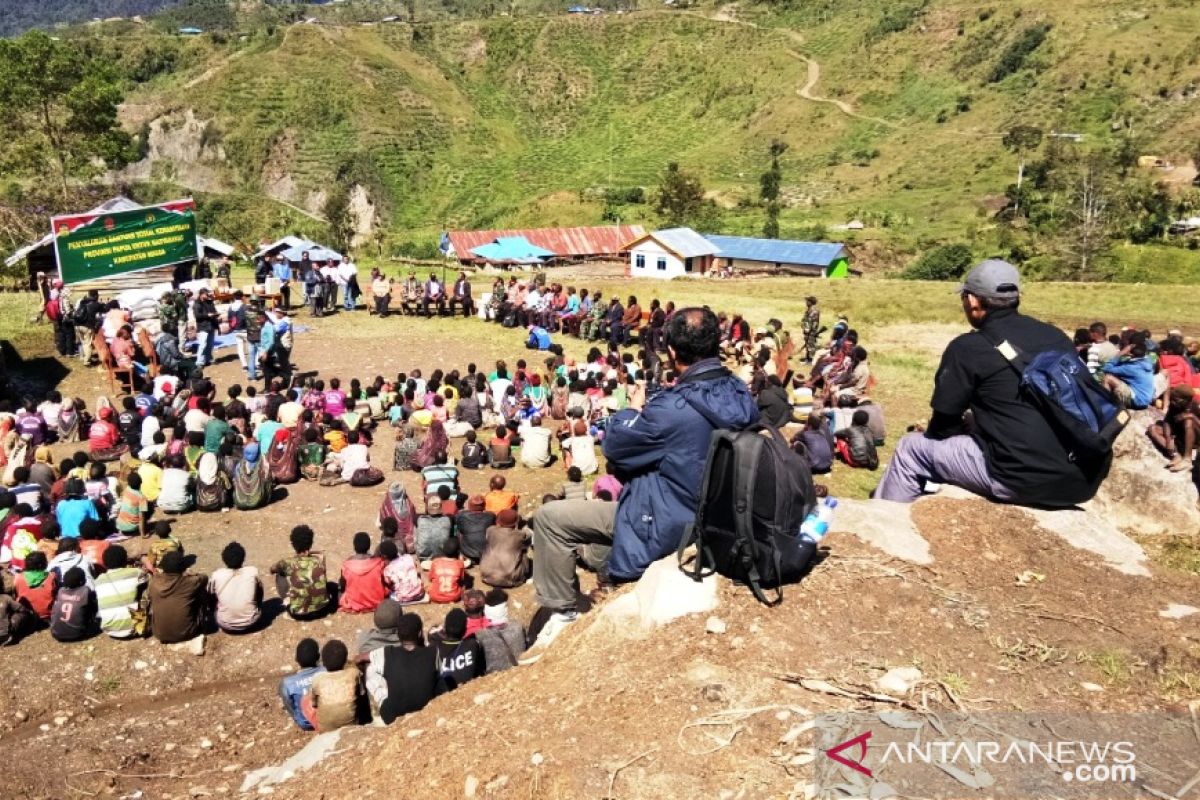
[{"xmin": 603, "ymin": 358, "xmax": 759, "ymax": 580}]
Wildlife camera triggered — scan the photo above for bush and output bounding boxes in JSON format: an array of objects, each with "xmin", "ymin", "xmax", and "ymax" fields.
[
  {"xmin": 904, "ymin": 243, "xmax": 974, "ymax": 280},
  {"xmin": 988, "ymin": 23, "xmax": 1051, "ymax": 83}
]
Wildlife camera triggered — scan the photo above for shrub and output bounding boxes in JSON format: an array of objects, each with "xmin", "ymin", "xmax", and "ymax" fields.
[
  {"xmin": 904, "ymin": 243, "xmax": 974, "ymax": 280},
  {"xmin": 987, "ymin": 23, "xmax": 1051, "ymax": 83}
]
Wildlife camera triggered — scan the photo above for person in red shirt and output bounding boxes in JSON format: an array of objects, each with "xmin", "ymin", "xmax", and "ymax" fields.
[
  {"xmin": 463, "ymin": 588, "xmax": 490, "ymax": 637},
  {"xmin": 15, "ymin": 551, "xmax": 57, "ymax": 622},
  {"xmin": 427, "ymin": 538, "xmax": 466, "ymax": 604},
  {"xmin": 88, "ymin": 406, "xmax": 128, "ymax": 462},
  {"xmin": 338, "ymin": 532, "xmax": 387, "ymax": 613}
]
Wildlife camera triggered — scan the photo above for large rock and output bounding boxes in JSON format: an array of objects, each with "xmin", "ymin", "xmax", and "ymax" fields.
[
  {"xmin": 1090, "ymin": 413, "xmax": 1200, "ymax": 535},
  {"xmin": 598, "ymin": 555, "xmax": 720, "ymax": 638}
]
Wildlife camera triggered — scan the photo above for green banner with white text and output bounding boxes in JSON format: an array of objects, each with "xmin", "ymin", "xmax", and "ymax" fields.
[{"xmin": 52, "ymin": 199, "xmax": 198, "ymax": 285}]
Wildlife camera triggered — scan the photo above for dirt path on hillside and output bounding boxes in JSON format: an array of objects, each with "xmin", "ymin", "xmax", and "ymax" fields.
[{"xmin": 182, "ymin": 48, "xmax": 247, "ymax": 90}]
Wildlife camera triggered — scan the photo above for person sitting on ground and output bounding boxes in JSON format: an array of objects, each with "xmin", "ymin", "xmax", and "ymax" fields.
[
  {"xmin": 88, "ymin": 406, "xmax": 128, "ymax": 462},
  {"xmin": 460, "ymin": 429, "xmax": 486, "ymax": 470},
  {"xmin": 560, "ymin": 419, "xmax": 598, "ymax": 476},
  {"xmin": 420, "ymin": 453, "xmax": 459, "ymax": 499},
  {"xmin": 158, "ymin": 454, "xmax": 194, "ymax": 514},
  {"xmin": 144, "ymin": 520, "xmax": 182, "ymax": 573},
  {"xmin": 561, "ymin": 466, "xmax": 588, "ymax": 500},
  {"xmin": 481, "ymin": 508, "xmax": 530, "ymax": 589},
  {"xmin": 233, "ymin": 442, "xmax": 272, "ymax": 510},
  {"xmin": 380, "ymin": 538, "xmax": 427, "ymax": 605},
  {"xmin": 339, "ymin": 532, "xmax": 387, "ymax": 613},
  {"xmin": 303, "ymin": 639, "xmax": 365, "ymax": 733},
  {"xmin": 473, "ymin": 589, "xmax": 527, "ymax": 673},
  {"xmin": 56, "ymin": 478, "xmax": 99, "ymax": 539},
  {"xmin": 530, "ymin": 307, "xmax": 759, "ymax": 619},
  {"xmin": 115, "ymin": 471, "xmax": 150, "ymax": 537},
  {"xmin": 1150, "ymin": 385, "xmax": 1198, "ymax": 473},
  {"xmin": 875, "ymin": 260, "xmax": 1110, "ymax": 506},
  {"xmin": 355, "ymin": 597, "xmax": 403, "ymax": 655},
  {"xmin": 196, "ymin": 451, "xmax": 233, "ymax": 512},
  {"xmin": 484, "ymin": 475, "xmax": 518, "ymax": 514},
  {"xmin": 518, "ymin": 416, "xmax": 552, "ymax": 469},
  {"xmin": 414, "ymin": 498, "xmax": 452, "ymax": 560},
  {"xmin": 299, "ymin": 427, "xmax": 326, "ymax": 482},
  {"xmin": 50, "ymin": 566, "xmax": 96, "ymax": 642},
  {"xmin": 146, "ymin": 550, "xmax": 208, "ymax": 645},
  {"xmin": 455, "ymin": 494, "xmax": 494, "ymax": 565},
  {"xmin": 793, "ymin": 414, "xmax": 834, "ymax": 475},
  {"xmin": 834, "ymin": 410, "xmax": 880, "ymax": 470},
  {"xmin": 271, "ymin": 525, "xmax": 331, "ymax": 620},
  {"xmin": 363, "ymin": 612, "xmax": 439, "ymax": 725},
  {"xmin": 78, "ymin": 517, "xmax": 110, "ymax": 569},
  {"xmin": 429, "ymin": 608, "xmax": 485, "ymax": 693},
  {"xmin": 428, "ymin": 537, "xmax": 466, "ymax": 604},
  {"xmin": 487, "ymin": 425, "xmax": 515, "ymax": 468},
  {"xmin": 0, "ymin": 584, "xmax": 35, "ymax": 645},
  {"xmin": 526, "ymin": 324, "xmax": 552, "ymax": 351},
  {"xmin": 208, "ymin": 541, "xmax": 263, "ymax": 634},
  {"xmin": 95, "ymin": 545, "xmax": 148, "ymax": 639},
  {"xmin": 757, "ymin": 374, "xmax": 792, "ymax": 429},
  {"xmin": 462, "ymin": 588, "xmax": 489, "ymax": 636},
  {"xmin": 1101, "ymin": 333, "xmax": 1154, "ymax": 410},
  {"xmin": 15, "ymin": 550, "xmax": 56, "ymax": 623},
  {"xmin": 279, "ymin": 638, "xmax": 324, "ymax": 731},
  {"xmin": 378, "ymin": 483, "xmax": 417, "ymax": 554},
  {"xmin": 49, "ymin": 535, "xmax": 96, "ymax": 591},
  {"xmin": 436, "ymin": 485, "xmax": 458, "ymax": 517}
]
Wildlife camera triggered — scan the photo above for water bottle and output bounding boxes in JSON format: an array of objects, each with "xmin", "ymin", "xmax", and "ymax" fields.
[{"xmin": 800, "ymin": 497, "xmax": 838, "ymax": 544}]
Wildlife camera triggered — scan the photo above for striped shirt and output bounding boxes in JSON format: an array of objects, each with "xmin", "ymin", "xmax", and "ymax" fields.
[{"xmin": 95, "ymin": 567, "xmax": 146, "ymax": 638}]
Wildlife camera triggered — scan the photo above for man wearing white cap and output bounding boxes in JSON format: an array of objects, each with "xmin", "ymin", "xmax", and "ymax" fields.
[{"xmin": 875, "ymin": 259, "xmax": 1109, "ymax": 508}]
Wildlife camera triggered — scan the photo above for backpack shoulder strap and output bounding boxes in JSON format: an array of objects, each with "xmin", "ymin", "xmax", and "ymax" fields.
[
  {"xmin": 976, "ymin": 326, "xmax": 1027, "ymax": 377},
  {"xmin": 677, "ymin": 429, "xmax": 725, "ymax": 581}
]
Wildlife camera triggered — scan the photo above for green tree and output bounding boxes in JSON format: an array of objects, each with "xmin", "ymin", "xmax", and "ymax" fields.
[
  {"xmin": 760, "ymin": 139, "xmax": 787, "ymax": 239},
  {"xmin": 903, "ymin": 243, "xmax": 974, "ymax": 280},
  {"xmin": 1001, "ymin": 125, "xmax": 1043, "ymax": 214},
  {"xmin": 652, "ymin": 162, "xmax": 707, "ymax": 228},
  {"xmin": 0, "ymin": 31, "xmax": 132, "ymax": 195}
]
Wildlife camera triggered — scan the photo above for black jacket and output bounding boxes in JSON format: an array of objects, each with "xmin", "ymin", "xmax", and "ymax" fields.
[{"xmin": 836, "ymin": 424, "xmax": 879, "ymax": 469}]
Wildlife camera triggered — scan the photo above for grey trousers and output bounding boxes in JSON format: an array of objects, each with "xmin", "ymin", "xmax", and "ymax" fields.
[
  {"xmin": 874, "ymin": 433, "xmax": 1016, "ymax": 504},
  {"xmin": 531, "ymin": 498, "xmax": 617, "ymax": 611}
]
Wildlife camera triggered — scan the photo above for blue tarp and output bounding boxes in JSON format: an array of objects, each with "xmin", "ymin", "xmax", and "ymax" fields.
[{"xmin": 470, "ymin": 236, "xmax": 555, "ymax": 264}]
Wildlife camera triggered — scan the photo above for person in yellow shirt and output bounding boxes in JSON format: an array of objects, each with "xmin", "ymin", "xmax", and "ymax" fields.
[{"xmin": 137, "ymin": 454, "xmax": 164, "ymax": 504}]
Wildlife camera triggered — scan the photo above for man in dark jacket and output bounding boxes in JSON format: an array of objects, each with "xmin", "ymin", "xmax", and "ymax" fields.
[
  {"xmin": 875, "ymin": 259, "xmax": 1110, "ymax": 506},
  {"xmin": 530, "ymin": 307, "xmax": 759, "ymax": 618},
  {"xmin": 756, "ymin": 375, "xmax": 792, "ymax": 428},
  {"xmin": 834, "ymin": 410, "xmax": 879, "ymax": 470},
  {"xmin": 450, "ymin": 272, "xmax": 474, "ymax": 318},
  {"xmin": 192, "ymin": 288, "xmax": 220, "ymax": 368}
]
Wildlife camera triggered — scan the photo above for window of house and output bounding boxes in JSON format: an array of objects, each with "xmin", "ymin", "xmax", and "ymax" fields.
[
  {"xmin": 635, "ymin": 254, "xmax": 645, "ymax": 269},
  {"xmin": 657, "ymin": 257, "xmax": 667, "ymax": 271}
]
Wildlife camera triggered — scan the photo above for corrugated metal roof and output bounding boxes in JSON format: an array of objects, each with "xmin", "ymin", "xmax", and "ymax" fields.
[
  {"xmin": 449, "ymin": 225, "xmax": 645, "ymax": 261},
  {"xmin": 199, "ymin": 236, "xmax": 235, "ymax": 257},
  {"xmin": 626, "ymin": 227, "xmax": 718, "ymax": 259},
  {"xmin": 703, "ymin": 235, "xmax": 847, "ymax": 267},
  {"xmin": 5, "ymin": 196, "xmax": 146, "ymax": 267}
]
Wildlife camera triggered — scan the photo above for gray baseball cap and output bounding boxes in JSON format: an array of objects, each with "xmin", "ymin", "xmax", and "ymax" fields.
[{"xmin": 957, "ymin": 259, "xmax": 1020, "ymax": 299}]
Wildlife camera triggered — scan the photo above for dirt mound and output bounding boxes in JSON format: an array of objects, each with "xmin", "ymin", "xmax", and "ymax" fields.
[{"xmin": 269, "ymin": 497, "xmax": 1199, "ymax": 800}]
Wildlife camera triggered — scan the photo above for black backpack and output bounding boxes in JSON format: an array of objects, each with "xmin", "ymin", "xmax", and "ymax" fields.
[{"xmin": 678, "ymin": 424, "xmax": 819, "ymax": 606}]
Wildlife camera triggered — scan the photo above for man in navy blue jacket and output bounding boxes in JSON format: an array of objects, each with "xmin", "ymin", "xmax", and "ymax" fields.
[{"xmin": 530, "ymin": 307, "xmax": 759, "ymax": 618}]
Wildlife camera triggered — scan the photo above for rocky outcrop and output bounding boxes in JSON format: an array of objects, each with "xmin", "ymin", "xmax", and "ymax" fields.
[
  {"xmin": 1091, "ymin": 412, "xmax": 1200, "ymax": 536},
  {"xmin": 109, "ymin": 109, "xmax": 229, "ymax": 193}
]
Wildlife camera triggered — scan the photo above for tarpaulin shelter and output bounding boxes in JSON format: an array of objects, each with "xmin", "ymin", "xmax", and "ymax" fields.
[{"xmin": 469, "ymin": 236, "xmax": 555, "ymax": 265}]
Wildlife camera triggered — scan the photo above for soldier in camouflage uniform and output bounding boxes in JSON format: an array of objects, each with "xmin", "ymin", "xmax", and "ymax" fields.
[{"xmin": 801, "ymin": 295, "xmax": 822, "ymax": 364}]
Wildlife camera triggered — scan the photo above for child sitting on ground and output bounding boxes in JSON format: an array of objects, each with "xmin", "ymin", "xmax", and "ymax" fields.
[
  {"xmin": 462, "ymin": 588, "xmax": 489, "ymax": 637},
  {"xmin": 303, "ymin": 639, "xmax": 364, "ymax": 733},
  {"xmin": 483, "ymin": 475, "xmax": 518, "ymax": 514},
  {"xmin": 488, "ymin": 425, "xmax": 515, "ymax": 468},
  {"xmin": 50, "ymin": 566, "xmax": 96, "ymax": 642},
  {"xmin": 414, "ymin": 498, "xmax": 452, "ymax": 560},
  {"xmin": 428, "ymin": 537, "xmax": 467, "ymax": 604},
  {"xmin": 338, "ymin": 532, "xmax": 387, "ymax": 613},
  {"xmin": 145, "ymin": 520, "xmax": 182, "ymax": 573},
  {"xmin": 1149, "ymin": 385, "xmax": 1197, "ymax": 472},
  {"xmin": 380, "ymin": 538, "xmax": 427, "ymax": 605},
  {"xmin": 299, "ymin": 428, "xmax": 326, "ymax": 482},
  {"xmin": 436, "ymin": 485, "xmax": 458, "ymax": 517},
  {"xmin": 279, "ymin": 638, "xmax": 324, "ymax": 731},
  {"xmin": 15, "ymin": 551, "xmax": 56, "ymax": 622},
  {"xmin": 460, "ymin": 430, "xmax": 486, "ymax": 470},
  {"xmin": 834, "ymin": 410, "xmax": 880, "ymax": 470},
  {"xmin": 561, "ymin": 466, "xmax": 587, "ymax": 500},
  {"xmin": 480, "ymin": 509, "xmax": 531, "ymax": 589}
]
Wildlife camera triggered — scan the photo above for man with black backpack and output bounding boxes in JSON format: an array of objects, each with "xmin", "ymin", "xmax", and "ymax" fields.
[
  {"xmin": 72, "ymin": 289, "xmax": 104, "ymax": 365},
  {"xmin": 529, "ymin": 307, "xmax": 759, "ymax": 621},
  {"xmin": 875, "ymin": 259, "xmax": 1113, "ymax": 507}
]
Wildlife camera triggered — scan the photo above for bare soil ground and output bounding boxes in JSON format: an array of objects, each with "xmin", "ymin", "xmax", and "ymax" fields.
[{"xmin": 2, "ymin": 303, "xmax": 1198, "ymax": 800}]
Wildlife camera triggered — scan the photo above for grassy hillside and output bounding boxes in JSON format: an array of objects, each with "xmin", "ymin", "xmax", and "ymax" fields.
[{"xmin": 14, "ymin": 0, "xmax": 1200, "ymax": 277}]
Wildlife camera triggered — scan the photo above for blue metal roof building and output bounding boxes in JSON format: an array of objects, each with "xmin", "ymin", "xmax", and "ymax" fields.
[{"xmin": 700, "ymin": 235, "xmax": 844, "ymax": 275}]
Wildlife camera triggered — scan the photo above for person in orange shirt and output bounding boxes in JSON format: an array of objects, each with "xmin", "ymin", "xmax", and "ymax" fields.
[
  {"xmin": 15, "ymin": 551, "xmax": 57, "ymax": 622},
  {"xmin": 427, "ymin": 538, "xmax": 466, "ymax": 604},
  {"xmin": 483, "ymin": 475, "xmax": 518, "ymax": 515}
]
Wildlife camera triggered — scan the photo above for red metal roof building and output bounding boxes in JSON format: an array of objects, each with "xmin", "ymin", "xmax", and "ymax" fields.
[{"xmin": 448, "ymin": 224, "xmax": 646, "ymax": 264}]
